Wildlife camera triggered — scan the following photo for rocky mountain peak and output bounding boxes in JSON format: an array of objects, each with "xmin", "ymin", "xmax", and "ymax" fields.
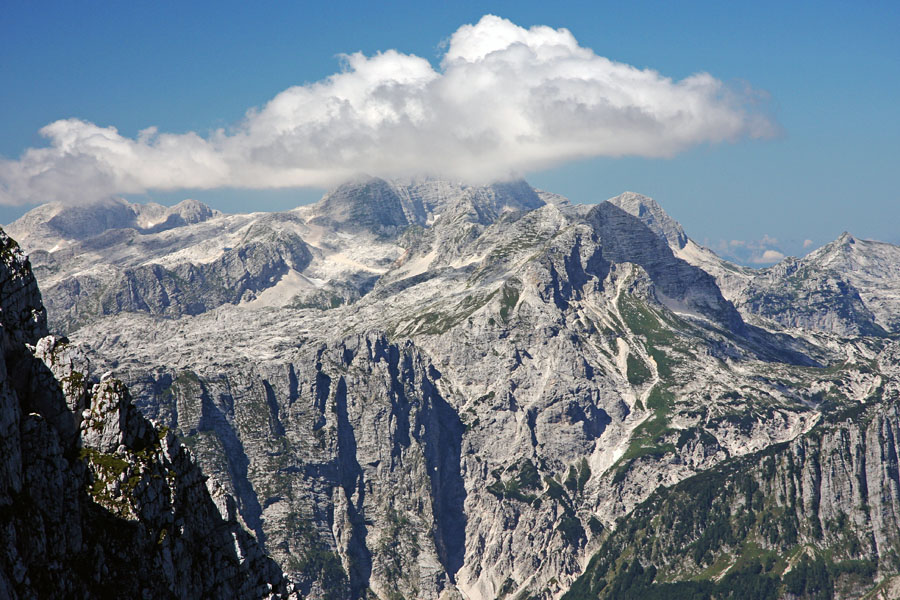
[
  {"xmin": 28, "ymin": 197, "xmax": 140, "ymax": 241},
  {"xmin": 837, "ymin": 231, "xmax": 855, "ymax": 244},
  {"xmin": 586, "ymin": 201, "xmax": 745, "ymax": 333},
  {"xmin": 309, "ymin": 176, "xmax": 546, "ymax": 234},
  {"xmin": 0, "ymin": 228, "xmax": 48, "ymax": 345},
  {"xmin": 142, "ymin": 198, "xmax": 220, "ymax": 231},
  {"xmin": 480, "ymin": 179, "xmax": 544, "ymax": 211},
  {"xmin": 606, "ymin": 191, "xmax": 688, "ymax": 250},
  {"xmin": 6, "ymin": 197, "xmax": 219, "ymax": 252},
  {"xmin": 806, "ymin": 231, "xmax": 899, "ymax": 272},
  {"xmin": 808, "ymin": 231, "xmax": 858, "ymax": 262},
  {"xmin": 170, "ymin": 198, "xmax": 218, "ymax": 222},
  {"xmin": 310, "ymin": 176, "xmax": 412, "ymax": 234}
]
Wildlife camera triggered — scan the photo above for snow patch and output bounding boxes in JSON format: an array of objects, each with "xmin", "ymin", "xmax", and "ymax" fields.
[{"xmin": 240, "ymin": 269, "xmax": 314, "ymax": 309}]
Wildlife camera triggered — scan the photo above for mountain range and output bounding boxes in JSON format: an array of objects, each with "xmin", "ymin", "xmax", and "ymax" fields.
[{"xmin": 2, "ymin": 178, "xmax": 900, "ymax": 599}]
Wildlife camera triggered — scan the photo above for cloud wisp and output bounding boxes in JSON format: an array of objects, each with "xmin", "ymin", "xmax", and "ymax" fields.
[
  {"xmin": 0, "ymin": 15, "xmax": 778, "ymax": 206},
  {"xmin": 709, "ymin": 235, "xmax": 787, "ymax": 265}
]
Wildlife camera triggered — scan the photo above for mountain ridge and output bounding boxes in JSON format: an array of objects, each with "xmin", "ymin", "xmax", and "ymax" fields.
[
  {"xmin": 4, "ymin": 180, "xmax": 900, "ymax": 599},
  {"xmin": 0, "ymin": 227, "xmax": 293, "ymax": 598},
  {"xmin": 607, "ymin": 191, "xmax": 900, "ymax": 337}
]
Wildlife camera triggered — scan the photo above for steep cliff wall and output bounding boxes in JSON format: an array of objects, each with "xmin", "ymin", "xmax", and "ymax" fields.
[
  {"xmin": 9, "ymin": 184, "xmax": 900, "ymax": 600},
  {"xmin": 565, "ymin": 385, "xmax": 900, "ymax": 600},
  {"xmin": 0, "ymin": 228, "xmax": 289, "ymax": 599}
]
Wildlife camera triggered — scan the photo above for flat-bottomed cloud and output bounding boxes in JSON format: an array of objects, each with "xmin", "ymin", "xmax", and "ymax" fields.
[{"xmin": 0, "ymin": 15, "xmax": 777, "ymax": 206}]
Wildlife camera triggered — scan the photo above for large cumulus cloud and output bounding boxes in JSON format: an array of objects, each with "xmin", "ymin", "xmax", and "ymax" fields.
[{"xmin": 0, "ymin": 15, "xmax": 777, "ymax": 205}]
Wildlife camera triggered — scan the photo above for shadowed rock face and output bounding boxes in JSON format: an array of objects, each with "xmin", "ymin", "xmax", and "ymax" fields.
[
  {"xmin": 608, "ymin": 191, "xmax": 900, "ymax": 337},
  {"xmin": 120, "ymin": 333, "xmax": 466, "ymax": 600},
  {"xmin": 7, "ymin": 180, "xmax": 900, "ymax": 599},
  {"xmin": 0, "ymin": 230, "xmax": 47, "ymax": 346},
  {"xmin": 565, "ymin": 391, "xmax": 900, "ymax": 600},
  {"xmin": 587, "ymin": 202, "xmax": 744, "ymax": 333},
  {"xmin": 0, "ymin": 226, "xmax": 291, "ymax": 599},
  {"xmin": 606, "ymin": 191, "xmax": 688, "ymax": 250}
]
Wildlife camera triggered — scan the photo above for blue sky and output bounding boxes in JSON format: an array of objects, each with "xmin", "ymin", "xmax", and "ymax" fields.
[{"xmin": 1, "ymin": 1, "xmax": 898, "ymax": 262}]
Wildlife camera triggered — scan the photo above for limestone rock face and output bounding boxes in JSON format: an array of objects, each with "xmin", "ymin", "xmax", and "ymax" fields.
[
  {"xmin": 0, "ymin": 230, "xmax": 47, "ymax": 346},
  {"xmin": 610, "ymin": 192, "xmax": 900, "ymax": 337},
  {"xmin": 734, "ymin": 233, "xmax": 900, "ymax": 336},
  {"xmin": 565, "ymin": 378, "xmax": 900, "ymax": 599},
  {"xmin": 7, "ymin": 181, "xmax": 900, "ymax": 599},
  {"xmin": 0, "ymin": 228, "xmax": 290, "ymax": 599},
  {"xmin": 607, "ymin": 191, "xmax": 688, "ymax": 251},
  {"xmin": 737, "ymin": 256, "xmax": 887, "ymax": 337},
  {"xmin": 586, "ymin": 202, "xmax": 744, "ymax": 332}
]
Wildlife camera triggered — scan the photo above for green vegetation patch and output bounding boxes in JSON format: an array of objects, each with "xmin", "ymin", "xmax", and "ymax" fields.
[
  {"xmin": 499, "ymin": 279, "xmax": 521, "ymax": 323},
  {"xmin": 618, "ymin": 296, "xmax": 678, "ymax": 347},
  {"xmin": 284, "ymin": 513, "xmax": 348, "ymax": 596},
  {"xmin": 79, "ymin": 441, "xmax": 165, "ymax": 519},
  {"xmin": 626, "ymin": 353, "xmax": 652, "ymax": 386},
  {"xmin": 402, "ymin": 289, "xmax": 499, "ymax": 335},
  {"xmin": 377, "ymin": 507, "xmax": 421, "ymax": 600},
  {"xmin": 564, "ymin": 458, "xmax": 592, "ymax": 495},
  {"xmin": 564, "ymin": 398, "xmax": 889, "ymax": 600},
  {"xmin": 612, "ymin": 386, "xmax": 677, "ymax": 483},
  {"xmin": 618, "ymin": 295, "xmax": 696, "ymax": 380},
  {"xmin": 566, "ymin": 544, "xmax": 878, "ymax": 600},
  {"xmin": 488, "ymin": 459, "xmax": 542, "ymax": 505}
]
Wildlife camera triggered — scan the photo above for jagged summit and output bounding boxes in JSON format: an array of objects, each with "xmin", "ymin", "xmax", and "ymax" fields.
[
  {"xmin": 721, "ymin": 229, "xmax": 900, "ymax": 337},
  {"xmin": 602, "ymin": 192, "xmax": 900, "ymax": 336},
  {"xmin": 586, "ymin": 201, "xmax": 745, "ymax": 333},
  {"xmin": 606, "ymin": 191, "xmax": 688, "ymax": 250},
  {"xmin": 801, "ymin": 231, "xmax": 900, "ymax": 333}
]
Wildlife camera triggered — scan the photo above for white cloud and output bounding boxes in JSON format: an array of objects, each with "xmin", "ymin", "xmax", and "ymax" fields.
[
  {"xmin": 0, "ymin": 14, "xmax": 778, "ymax": 206},
  {"xmin": 750, "ymin": 249, "xmax": 786, "ymax": 264},
  {"xmin": 803, "ymin": 239, "xmax": 814, "ymax": 248},
  {"xmin": 711, "ymin": 235, "xmax": 788, "ymax": 265}
]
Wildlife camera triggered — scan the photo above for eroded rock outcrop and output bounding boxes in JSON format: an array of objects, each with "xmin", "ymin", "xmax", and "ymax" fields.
[
  {"xmin": 565, "ymin": 388, "xmax": 900, "ymax": 600},
  {"xmin": 9, "ymin": 182, "xmax": 900, "ymax": 599},
  {"xmin": 0, "ymin": 227, "xmax": 290, "ymax": 599}
]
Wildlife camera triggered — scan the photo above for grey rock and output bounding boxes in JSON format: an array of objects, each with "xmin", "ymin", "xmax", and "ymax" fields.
[
  {"xmin": 7, "ymin": 180, "xmax": 900, "ymax": 599},
  {"xmin": 609, "ymin": 192, "xmax": 900, "ymax": 337},
  {"xmin": 607, "ymin": 191, "xmax": 688, "ymax": 250},
  {"xmin": 566, "ymin": 375, "xmax": 900, "ymax": 597},
  {"xmin": 0, "ymin": 227, "xmax": 291, "ymax": 599}
]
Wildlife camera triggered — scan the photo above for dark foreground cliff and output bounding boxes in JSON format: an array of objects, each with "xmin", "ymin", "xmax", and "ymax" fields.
[{"xmin": 0, "ymin": 228, "xmax": 291, "ymax": 599}]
